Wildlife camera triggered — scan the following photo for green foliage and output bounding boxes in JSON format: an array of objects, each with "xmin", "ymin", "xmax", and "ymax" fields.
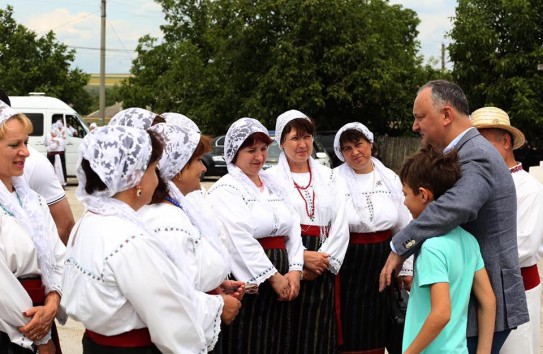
[
  {"xmin": 449, "ymin": 0, "xmax": 543, "ymax": 144},
  {"xmin": 121, "ymin": 0, "xmax": 438, "ymax": 136},
  {"xmin": 0, "ymin": 5, "xmax": 92, "ymax": 114}
]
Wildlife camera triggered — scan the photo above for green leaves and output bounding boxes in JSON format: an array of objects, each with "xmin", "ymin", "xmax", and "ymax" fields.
[
  {"xmin": 450, "ymin": 0, "xmax": 543, "ymax": 145},
  {"xmin": 121, "ymin": 0, "xmax": 434, "ymax": 136},
  {"xmin": 0, "ymin": 5, "xmax": 92, "ymax": 114}
]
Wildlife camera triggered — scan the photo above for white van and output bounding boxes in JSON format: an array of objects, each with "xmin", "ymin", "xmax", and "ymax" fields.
[{"xmin": 9, "ymin": 94, "xmax": 89, "ymax": 176}]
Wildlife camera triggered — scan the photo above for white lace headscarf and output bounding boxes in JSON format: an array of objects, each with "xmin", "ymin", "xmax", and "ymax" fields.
[
  {"xmin": 0, "ymin": 101, "xmax": 59, "ymax": 293},
  {"xmin": 271, "ymin": 110, "xmax": 335, "ymax": 240},
  {"xmin": 109, "ymin": 108, "xmax": 157, "ymax": 130},
  {"xmin": 334, "ymin": 122, "xmax": 403, "ymax": 225},
  {"xmin": 162, "ymin": 112, "xmax": 200, "ymax": 133},
  {"xmin": 149, "ymin": 122, "xmax": 231, "ymax": 271},
  {"xmin": 75, "ymin": 125, "xmax": 170, "ymax": 259},
  {"xmin": 224, "ymin": 118, "xmax": 287, "ymax": 214}
]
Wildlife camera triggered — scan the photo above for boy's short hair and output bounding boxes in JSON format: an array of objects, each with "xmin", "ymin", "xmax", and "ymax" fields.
[{"xmin": 400, "ymin": 144, "xmax": 461, "ymax": 200}]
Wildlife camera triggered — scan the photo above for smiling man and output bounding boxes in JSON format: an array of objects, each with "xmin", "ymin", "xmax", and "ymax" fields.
[{"xmin": 379, "ymin": 80, "xmax": 529, "ymax": 353}]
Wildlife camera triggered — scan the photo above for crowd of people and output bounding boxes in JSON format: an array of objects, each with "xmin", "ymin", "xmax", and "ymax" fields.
[{"xmin": 0, "ymin": 79, "xmax": 541, "ymax": 354}]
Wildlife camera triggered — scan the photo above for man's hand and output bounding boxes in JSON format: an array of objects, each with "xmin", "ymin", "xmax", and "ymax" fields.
[{"xmin": 379, "ymin": 251, "xmax": 404, "ymax": 292}]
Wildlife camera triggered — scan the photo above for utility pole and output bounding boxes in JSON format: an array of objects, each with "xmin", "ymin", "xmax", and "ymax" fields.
[
  {"xmin": 99, "ymin": 0, "xmax": 106, "ymax": 126},
  {"xmin": 441, "ymin": 43, "xmax": 446, "ymax": 72}
]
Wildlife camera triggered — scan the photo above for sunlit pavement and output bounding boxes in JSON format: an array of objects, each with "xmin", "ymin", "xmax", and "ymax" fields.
[{"xmin": 58, "ymin": 179, "xmax": 543, "ymax": 354}]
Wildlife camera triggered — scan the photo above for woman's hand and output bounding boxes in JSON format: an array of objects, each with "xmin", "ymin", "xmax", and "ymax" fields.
[
  {"xmin": 37, "ymin": 340, "xmax": 56, "ymax": 354},
  {"xmin": 216, "ymin": 280, "xmax": 246, "ymax": 301},
  {"xmin": 303, "ymin": 250, "xmax": 329, "ymax": 275},
  {"xmin": 283, "ymin": 271, "xmax": 302, "ymax": 300},
  {"xmin": 268, "ymin": 273, "xmax": 290, "ymax": 301},
  {"xmin": 302, "ymin": 269, "xmax": 320, "ymax": 281},
  {"xmin": 220, "ymin": 294, "xmax": 241, "ymax": 325},
  {"xmin": 18, "ymin": 292, "xmax": 60, "ymax": 342}
]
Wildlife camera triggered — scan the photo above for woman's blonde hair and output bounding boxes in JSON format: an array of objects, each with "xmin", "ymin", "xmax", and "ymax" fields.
[{"xmin": 0, "ymin": 114, "xmax": 33, "ymax": 139}]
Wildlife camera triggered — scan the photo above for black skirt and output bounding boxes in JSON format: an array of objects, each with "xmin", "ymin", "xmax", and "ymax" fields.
[
  {"xmin": 338, "ymin": 239, "xmax": 391, "ymax": 352},
  {"xmin": 289, "ymin": 235, "xmax": 337, "ymax": 354},
  {"xmin": 221, "ymin": 248, "xmax": 291, "ymax": 354}
]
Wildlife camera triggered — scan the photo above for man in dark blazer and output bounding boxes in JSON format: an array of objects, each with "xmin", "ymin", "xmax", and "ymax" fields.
[{"xmin": 379, "ymin": 80, "xmax": 528, "ymax": 352}]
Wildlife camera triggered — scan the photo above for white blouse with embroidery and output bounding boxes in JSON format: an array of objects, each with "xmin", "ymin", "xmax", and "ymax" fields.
[
  {"xmin": 139, "ymin": 203, "xmax": 229, "ymax": 293},
  {"xmin": 207, "ymin": 174, "xmax": 304, "ymax": 284},
  {"xmin": 61, "ymin": 212, "xmax": 223, "ymax": 354},
  {"xmin": 0, "ymin": 194, "xmax": 66, "ymax": 349},
  {"xmin": 264, "ymin": 163, "xmax": 349, "ymax": 274}
]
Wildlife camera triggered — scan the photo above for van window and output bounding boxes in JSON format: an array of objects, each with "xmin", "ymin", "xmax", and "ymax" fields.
[
  {"xmin": 52, "ymin": 114, "xmax": 63, "ymax": 126},
  {"xmin": 25, "ymin": 113, "xmax": 44, "ymax": 137},
  {"xmin": 66, "ymin": 115, "xmax": 87, "ymax": 138}
]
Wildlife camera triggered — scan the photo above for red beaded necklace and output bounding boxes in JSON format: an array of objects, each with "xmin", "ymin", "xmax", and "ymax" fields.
[{"xmin": 293, "ymin": 162, "xmax": 315, "ymax": 219}]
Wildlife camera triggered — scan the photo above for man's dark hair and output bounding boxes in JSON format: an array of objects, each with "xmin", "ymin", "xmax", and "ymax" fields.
[{"xmin": 419, "ymin": 80, "xmax": 470, "ymax": 117}]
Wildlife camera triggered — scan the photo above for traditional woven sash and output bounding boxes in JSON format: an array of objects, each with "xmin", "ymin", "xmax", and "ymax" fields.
[
  {"xmin": 257, "ymin": 236, "xmax": 286, "ymax": 250},
  {"xmin": 85, "ymin": 328, "xmax": 152, "ymax": 348},
  {"xmin": 349, "ymin": 229, "xmax": 392, "ymax": 244}
]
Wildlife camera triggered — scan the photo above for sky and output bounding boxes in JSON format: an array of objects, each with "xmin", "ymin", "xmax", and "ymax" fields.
[{"xmin": 2, "ymin": 0, "xmax": 457, "ymax": 74}]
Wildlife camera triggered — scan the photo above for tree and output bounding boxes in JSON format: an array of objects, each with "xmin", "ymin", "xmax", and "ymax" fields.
[
  {"xmin": 0, "ymin": 6, "xmax": 92, "ymax": 114},
  {"xmin": 449, "ymin": 0, "xmax": 543, "ymax": 145},
  {"xmin": 121, "ymin": 0, "xmax": 437, "ymax": 136}
]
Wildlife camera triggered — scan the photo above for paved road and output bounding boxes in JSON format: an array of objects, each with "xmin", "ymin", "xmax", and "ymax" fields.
[{"xmin": 58, "ymin": 180, "xmax": 543, "ymax": 353}]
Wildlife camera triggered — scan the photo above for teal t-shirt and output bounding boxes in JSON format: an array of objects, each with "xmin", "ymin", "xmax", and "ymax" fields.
[{"xmin": 402, "ymin": 226, "xmax": 484, "ymax": 353}]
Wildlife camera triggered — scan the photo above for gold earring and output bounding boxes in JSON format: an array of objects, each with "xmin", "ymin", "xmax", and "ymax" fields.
[
  {"xmin": 136, "ymin": 186, "xmax": 142, "ymax": 197},
  {"xmin": 176, "ymin": 173, "xmax": 182, "ymax": 182}
]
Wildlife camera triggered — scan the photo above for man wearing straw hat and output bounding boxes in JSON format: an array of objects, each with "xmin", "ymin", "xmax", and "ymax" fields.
[
  {"xmin": 379, "ymin": 80, "xmax": 529, "ymax": 353},
  {"xmin": 472, "ymin": 107, "xmax": 543, "ymax": 354}
]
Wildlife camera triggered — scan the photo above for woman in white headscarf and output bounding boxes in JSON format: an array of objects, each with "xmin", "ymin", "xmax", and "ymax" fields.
[
  {"xmin": 263, "ymin": 110, "xmax": 349, "ymax": 354},
  {"xmin": 207, "ymin": 118, "xmax": 304, "ymax": 354},
  {"xmin": 61, "ymin": 125, "xmax": 226, "ymax": 354},
  {"xmin": 0, "ymin": 101, "xmax": 66, "ymax": 354},
  {"xmin": 333, "ymin": 122, "xmax": 412, "ymax": 354},
  {"xmin": 139, "ymin": 122, "xmax": 242, "ymax": 352}
]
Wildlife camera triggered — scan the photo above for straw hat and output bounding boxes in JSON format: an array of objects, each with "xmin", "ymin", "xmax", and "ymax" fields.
[{"xmin": 471, "ymin": 107, "xmax": 525, "ymax": 150}]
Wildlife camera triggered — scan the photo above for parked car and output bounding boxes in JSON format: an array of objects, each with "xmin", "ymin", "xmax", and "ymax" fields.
[
  {"xmin": 315, "ymin": 130, "xmax": 342, "ymax": 167},
  {"xmin": 10, "ymin": 94, "xmax": 89, "ymax": 176},
  {"xmin": 263, "ymin": 136, "xmax": 332, "ymax": 170},
  {"xmin": 201, "ymin": 135, "xmax": 227, "ymax": 178},
  {"xmin": 202, "ymin": 133, "xmax": 333, "ymax": 177}
]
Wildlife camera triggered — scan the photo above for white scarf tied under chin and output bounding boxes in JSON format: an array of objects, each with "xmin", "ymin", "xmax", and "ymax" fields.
[
  {"xmin": 334, "ymin": 122, "xmax": 403, "ymax": 227},
  {"xmin": 75, "ymin": 126, "xmax": 164, "ymax": 252},
  {"xmin": 150, "ymin": 122, "xmax": 231, "ymax": 272},
  {"xmin": 0, "ymin": 100, "xmax": 58, "ymax": 293}
]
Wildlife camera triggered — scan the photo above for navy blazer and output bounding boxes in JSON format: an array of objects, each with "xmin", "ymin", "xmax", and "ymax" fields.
[{"xmin": 392, "ymin": 128, "xmax": 528, "ymax": 336}]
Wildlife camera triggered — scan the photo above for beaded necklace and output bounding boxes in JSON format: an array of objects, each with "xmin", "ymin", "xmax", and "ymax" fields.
[
  {"xmin": 0, "ymin": 190, "xmax": 23, "ymax": 217},
  {"xmin": 293, "ymin": 162, "xmax": 315, "ymax": 219},
  {"xmin": 509, "ymin": 163, "xmax": 523, "ymax": 174},
  {"xmin": 165, "ymin": 196, "xmax": 183, "ymax": 210}
]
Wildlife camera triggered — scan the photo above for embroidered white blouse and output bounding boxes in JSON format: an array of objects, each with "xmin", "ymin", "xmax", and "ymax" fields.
[
  {"xmin": 207, "ymin": 174, "xmax": 304, "ymax": 284},
  {"xmin": 264, "ymin": 163, "xmax": 349, "ymax": 274},
  {"xmin": 61, "ymin": 212, "xmax": 223, "ymax": 354},
  {"xmin": 0, "ymin": 194, "xmax": 66, "ymax": 349},
  {"xmin": 336, "ymin": 166, "xmax": 412, "ymax": 234},
  {"xmin": 511, "ymin": 168, "xmax": 543, "ymax": 268},
  {"xmin": 139, "ymin": 203, "xmax": 229, "ymax": 293}
]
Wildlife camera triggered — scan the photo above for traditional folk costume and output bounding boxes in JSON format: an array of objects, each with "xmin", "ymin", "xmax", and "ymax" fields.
[
  {"xmin": 139, "ymin": 122, "xmax": 230, "ymax": 351},
  {"xmin": 500, "ymin": 163, "xmax": 543, "ymax": 354},
  {"xmin": 264, "ymin": 110, "xmax": 349, "ymax": 354},
  {"xmin": 207, "ymin": 118, "xmax": 304, "ymax": 354},
  {"xmin": 333, "ymin": 123, "xmax": 412, "ymax": 353},
  {"xmin": 61, "ymin": 126, "xmax": 222, "ymax": 354},
  {"xmin": 0, "ymin": 102, "xmax": 66, "ymax": 353}
]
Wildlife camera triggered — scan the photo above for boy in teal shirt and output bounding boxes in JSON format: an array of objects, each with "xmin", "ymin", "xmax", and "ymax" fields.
[{"xmin": 400, "ymin": 145, "xmax": 496, "ymax": 354}]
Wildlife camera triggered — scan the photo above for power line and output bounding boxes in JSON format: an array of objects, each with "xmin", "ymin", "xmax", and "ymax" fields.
[{"xmin": 67, "ymin": 45, "xmax": 135, "ymax": 53}]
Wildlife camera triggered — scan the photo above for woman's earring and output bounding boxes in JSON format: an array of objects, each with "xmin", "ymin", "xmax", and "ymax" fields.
[
  {"xmin": 136, "ymin": 186, "xmax": 142, "ymax": 197},
  {"xmin": 176, "ymin": 173, "xmax": 182, "ymax": 182}
]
